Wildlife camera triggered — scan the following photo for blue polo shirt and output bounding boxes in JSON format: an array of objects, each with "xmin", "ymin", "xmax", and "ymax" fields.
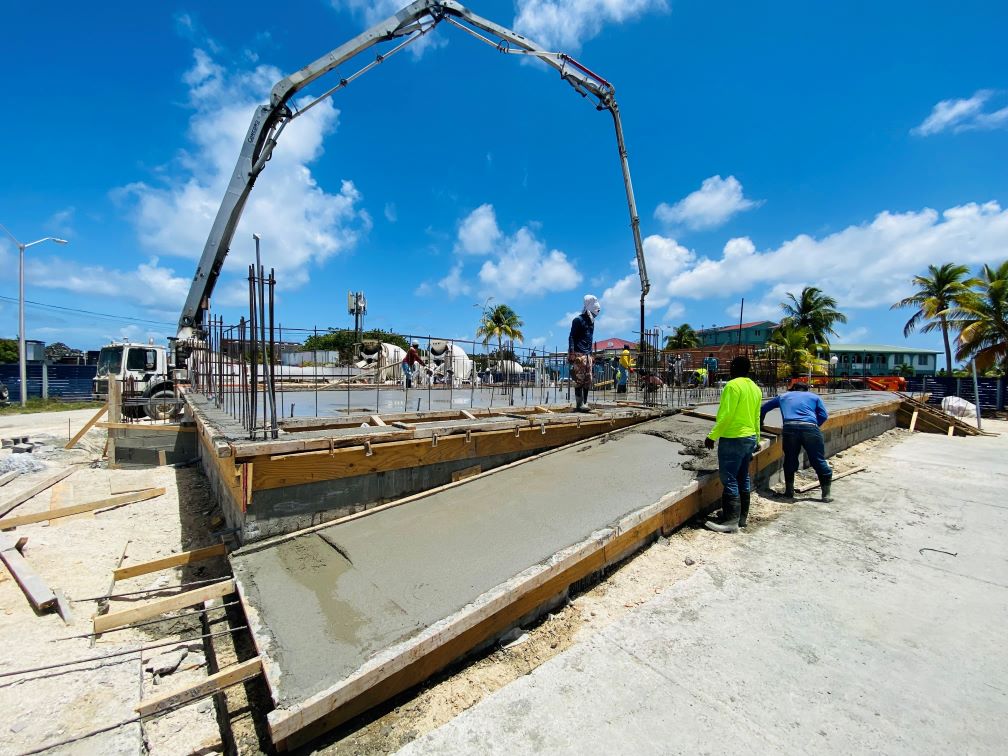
[{"xmin": 761, "ymin": 391, "xmax": 829, "ymax": 427}]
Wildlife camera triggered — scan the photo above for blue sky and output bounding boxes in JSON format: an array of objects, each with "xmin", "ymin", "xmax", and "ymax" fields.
[{"xmin": 2, "ymin": 0, "xmax": 1007, "ymax": 359}]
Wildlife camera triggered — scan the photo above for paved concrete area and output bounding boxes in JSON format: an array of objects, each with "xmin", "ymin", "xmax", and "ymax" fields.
[{"xmin": 399, "ymin": 424, "xmax": 1008, "ymax": 755}]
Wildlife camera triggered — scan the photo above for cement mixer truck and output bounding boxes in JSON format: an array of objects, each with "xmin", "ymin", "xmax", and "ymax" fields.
[{"xmin": 92, "ymin": 340, "xmax": 185, "ymax": 420}]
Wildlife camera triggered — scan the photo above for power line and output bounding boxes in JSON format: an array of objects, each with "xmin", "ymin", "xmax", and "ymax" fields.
[{"xmin": 0, "ymin": 294, "xmax": 175, "ymax": 328}]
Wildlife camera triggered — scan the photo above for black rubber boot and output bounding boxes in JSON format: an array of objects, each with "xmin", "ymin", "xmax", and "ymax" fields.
[
  {"xmin": 777, "ymin": 470, "xmax": 795, "ymax": 499},
  {"xmin": 574, "ymin": 388, "xmax": 584, "ymax": 411},
  {"xmin": 819, "ymin": 474, "xmax": 833, "ymax": 503},
  {"xmin": 706, "ymin": 496, "xmax": 740, "ymax": 533},
  {"xmin": 707, "ymin": 490, "xmax": 730, "ymax": 522},
  {"xmin": 738, "ymin": 490, "xmax": 751, "ymax": 528}
]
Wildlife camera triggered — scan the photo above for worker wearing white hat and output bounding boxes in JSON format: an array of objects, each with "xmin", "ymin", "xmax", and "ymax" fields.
[{"xmin": 568, "ymin": 294, "xmax": 600, "ymax": 411}]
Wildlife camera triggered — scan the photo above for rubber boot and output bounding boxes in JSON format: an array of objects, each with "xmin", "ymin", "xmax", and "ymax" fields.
[
  {"xmin": 777, "ymin": 470, "xmax": 795, "ymax": 499},
  {"xmin": 574, "ymin": 387, "xmax": 583, "ymax": 411},
  {"xmin": 738, "ymin": 490, "xmax": 751, "ymax": 529},
  {"xmin": 819, "ymin": 474, "xmax": 833, "ymax": 503},
  {"xmin": 705, "ymin": 496, "xmax": 740, "ymax": 533},
  {"xmin": 707, "ymin": 490, "xmax": 730, "ymax": 522}
]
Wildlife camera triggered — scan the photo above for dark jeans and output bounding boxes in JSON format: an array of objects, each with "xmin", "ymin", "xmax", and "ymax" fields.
[
  {"xmin": 782, "ymin": 423, "xmax": 832, "ymax": 478},
  {"xmin": 717, "ymin": 435, "xmax": 758, "ymax": 498}
]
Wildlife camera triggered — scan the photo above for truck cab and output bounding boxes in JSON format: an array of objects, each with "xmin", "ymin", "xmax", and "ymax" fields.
[{"xmin": 93, "ymin": 342, "xmax": 181, "ymax": 419}]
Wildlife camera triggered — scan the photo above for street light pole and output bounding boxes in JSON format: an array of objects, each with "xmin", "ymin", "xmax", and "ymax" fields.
[{"xmin": 1, "ymin": 224, "xmax": 68, "ymax": 406}]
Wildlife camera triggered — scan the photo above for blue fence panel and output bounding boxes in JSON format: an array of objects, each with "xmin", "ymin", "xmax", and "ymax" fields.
[
  {"xmin": 0, "ymin": 364, "xmax": 97, "ymax": 401},
  {"xmin": 905, "ymin": 376, "xmax": 1005, "ymax": 411}
]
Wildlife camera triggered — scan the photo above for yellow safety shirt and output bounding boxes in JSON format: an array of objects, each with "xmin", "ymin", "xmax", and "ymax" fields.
[{"xmin": 708, "ymin": 377, "xmax": 762, "ymax": 440}]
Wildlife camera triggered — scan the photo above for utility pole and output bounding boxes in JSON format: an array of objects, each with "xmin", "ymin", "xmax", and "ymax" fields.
[
  {"xmin": 348, "ymin": 291, "xmax": 367, "ymax": 347},
  {"xmin": 1, "ymin": 224, "xmax": 68, "ymax": 406}
]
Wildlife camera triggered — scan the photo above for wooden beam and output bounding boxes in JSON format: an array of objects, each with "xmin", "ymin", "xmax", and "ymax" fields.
[
  {"xmin": 65, "ymin": 403, "xmax": 109, "ymax": 449},
  {"xmin": 0, "ymin": 487, "xmax": 166, "ymax": 530},
  {"xmin": 114, "ymin": 543, "xmax": 227, "ymax": 582},
  {"xmin": 0, "ymin": 536, "xmax": 56, "ymax": 612},
  {"xmin": 947, "ymin": 424, "xmax": 955, "ymax": 437},
  {"xmin": 0, "ymin": 468, "xmax": 76, "ymax": 518},
  {"xmin": 459, "ymin": 410, "xmax": 476, "ymax": 420},
  {"xmin": 0, "ymin": 472, "xmax": 17, "ymax": 488},
  {"xmin": 369, "ymin": 415, "xmax": 386, "ymax": 427},
  {"xmin": 97, "ymin": 422, "xmax": 195, "ymax": 432},
  {"xmin": 94, "ymin": 579, "xmax": 235, "ymax": 633},
  {"xmin": 909, "ymin": 409, "xmax": 919, "ymax": 432},
  {"xmin": 136, "ymin": 657, "xmax": 263, "ymax": 717}
]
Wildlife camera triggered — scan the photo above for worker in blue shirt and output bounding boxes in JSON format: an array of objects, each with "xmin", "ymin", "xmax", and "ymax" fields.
[{"xmin": 760, "ymin": 383, "xmax": 833, "ymax": 502}]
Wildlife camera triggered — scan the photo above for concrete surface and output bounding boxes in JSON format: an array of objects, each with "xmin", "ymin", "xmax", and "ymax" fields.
[
  {"xmin": 697, "ymin": 390, "xmax": 901, "ymax": 429},
  {"xmin": 232, "ymin": 417, "xmax": 704, "ymax": 707},
  {"xmin": 399, "ymin": 424, "xmax": 1008, "ymax": 755}
]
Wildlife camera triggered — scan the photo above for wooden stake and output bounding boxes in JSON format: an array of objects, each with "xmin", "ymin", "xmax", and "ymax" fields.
[
  {"xmin": 0, "ymin": 468, "xmax": 76, "ymax": 518},
  {"xmin": 0, "ymin": 487, "xmax": 166, "ymax": 530},
  {"xmin": 65, "ymin": 403, "xmax": 109, "ymax": 449},
  {"xmin": 114, "ymin": 543, "xmax": 227, "ymax": 582},
  {"xmin": 136, "ymin": 657, "xmax": 262, "ymax": 717},
  {"xmin": 94, "ymin": 579, "xmax": 235, "ymax": 633},
  {"xmin": 909, "ymin": 409, "xmax": 919, "ymax": 432},
  {"xmin": 947, "ymin": 424, "xmax": 955, "ymax": 437}
]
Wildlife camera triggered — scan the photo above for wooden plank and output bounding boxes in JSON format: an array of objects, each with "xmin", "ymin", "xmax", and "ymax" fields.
[
  {"xmin": 48, "ymin": 478, "xmax": 89, "ymax": 526},
  {"xmin": 0, "ymin": 472, "xmax": 17, "ymax": 488},
  {"xmin": 251, "ymin": 417, "xmax": 644, "ymax": 492},
  {"xmin": 795, "ymin": 466, "xmax": 866, "ymax": 493},
  {"xmin": 0, "ymin": 468, "xmax": 76, "ymax": 518},
  {"xmin": 908, "ymin": 409, "xmax": 919, "ymax": 432},
  {"xmin": 369, "ymin": 415, "xmax": 386, "ymax": 427},
  {"xmin": 451, "ymin": 465, "xmax": 481, "ymax": 483},
  {"xmin": 65, "ymin": 403, "xmax": 109, "ymax": 449},
  {"xmin": 136, "ymin": 657, "xmax": 263, "ymax": 717},
  {"xmin": 94, "ymin": 579, "xmax": 235, "ymax": 633},
  {"xmin": 97, "ymin": 422, "xmax": 194, "ymax": 432},
  {"xmin": 114, "ymin": 543, "xmax": 227, "ymax": 582},
  {"xmin": 948, "ymin": 424, "xmax": 955, "ymax": 437},
  {"xmin": 0, "ymin": 538, "xmax": 56, "ymax": 612},
  {"xmin": 0, "ymin": 487, "xmax": 166, "ymax": 530},
  {"xmin": 459, "ymin": 410, "xmax": 476, "ymax": 420}
]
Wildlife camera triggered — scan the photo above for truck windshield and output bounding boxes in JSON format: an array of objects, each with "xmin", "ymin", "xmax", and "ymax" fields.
[{"xmin": 96, "ymin": 346, "xmax": 123, "ymax": 376}]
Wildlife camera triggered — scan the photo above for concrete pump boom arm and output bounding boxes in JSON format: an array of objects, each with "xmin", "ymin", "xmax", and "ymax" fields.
[{"xmin": 177, "ymin": 0, "xmax": 649, "ymax": 340}]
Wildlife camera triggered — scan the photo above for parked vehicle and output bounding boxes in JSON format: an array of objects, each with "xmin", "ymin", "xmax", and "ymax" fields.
[{"xmin": 92, "ymin": 341, "xmax": 184, "ymax": 420}]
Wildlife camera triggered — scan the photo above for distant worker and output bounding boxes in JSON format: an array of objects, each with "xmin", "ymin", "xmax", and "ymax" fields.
[
  {"xmin": 617, "ymin": 345, "xmax": 635, "ymax": 394},
  {"xmin": 568, "ymin": 294, "xmax": 600, "ymax": 411},
  {"xmin": 673, "ymin": 354, "xmax": 684, "ymax": 387},
  {"xmin": 761, "ymin": 382, "xmax": 833, "ymax": 502},
  {"xmin": 692, "ymin": 366, "xmax": 707, "ymax": 388},
  {"xmin": 703, "ymin": 353, "xmax": 719, "ymax": 386},
  {"xmin": 402, "ymin": 342, "xmax": 425, "ymax": 389},
  {"xmin": 704, "ymin": 356, "xmax": 762, "ymax": 533}
]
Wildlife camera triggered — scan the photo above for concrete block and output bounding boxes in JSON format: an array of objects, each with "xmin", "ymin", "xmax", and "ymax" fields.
[{"xmin": 11, "ymin": 444, "xmax": 34, "ymax": 454}]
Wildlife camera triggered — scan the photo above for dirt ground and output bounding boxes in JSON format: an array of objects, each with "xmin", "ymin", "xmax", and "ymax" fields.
[
  {"xmin": 0, "ymin": 409, "xmax": 228, "ymax": 755},
  {"xmin": 0, "ymin": 405, "xmax": 911, "ymax": 755}
]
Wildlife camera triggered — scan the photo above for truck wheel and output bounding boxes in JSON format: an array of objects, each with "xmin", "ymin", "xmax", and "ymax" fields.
[{"xmin": 147, "ymin": 389, "xmax": 180, "ymax": 421}]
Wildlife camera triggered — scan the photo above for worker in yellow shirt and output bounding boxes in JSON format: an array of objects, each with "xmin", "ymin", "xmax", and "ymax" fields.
[
  {"xmin": 703, "ymin": 356, "xmax": 763, "ymax": 533},
  {"xmin": 617, "ymin": 345, "xmax": 634, "ymax": 393}
]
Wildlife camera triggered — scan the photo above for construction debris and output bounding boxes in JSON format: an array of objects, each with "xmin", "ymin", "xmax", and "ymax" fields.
[{"xmin": 0, "ymin": 535, "xmax": 57, "ymax": 613}]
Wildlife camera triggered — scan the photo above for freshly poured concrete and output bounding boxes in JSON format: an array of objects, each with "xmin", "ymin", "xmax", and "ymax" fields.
[{"xmin": 232, "ymin": 417, "xmax": 700, "ymax": 707}]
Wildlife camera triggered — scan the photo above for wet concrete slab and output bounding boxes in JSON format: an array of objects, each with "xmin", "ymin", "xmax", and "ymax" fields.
[{"xmin": 232, "ymin": 417, "xmax": 702, "ymax": 708}]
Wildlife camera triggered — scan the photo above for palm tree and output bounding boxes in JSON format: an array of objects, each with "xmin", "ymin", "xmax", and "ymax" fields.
[
  {"xmin": 891, "ymin": 263, "xmax": 973, "ymax": 375},
  {"xmin": 780, "ymin": 286, "xmax": 847, "ymax": 350},
  {"xmin": 769, "ymin": 323, "xmax": 814, "ymax": 377},
  {"xmin": 476, "ymin": 303, "xmax": 525, "ymax": 360},
  {"xmin": 664, "ymin": 323, "xmax": 699, "ymax": 350},
  {"xmin": 949, "ymin": 260, "xmax": 1008, "ymax": 373}
]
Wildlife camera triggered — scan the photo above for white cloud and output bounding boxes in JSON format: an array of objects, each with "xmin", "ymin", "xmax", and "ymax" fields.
[
  {"xmin": 45, "ymin": 207, "xmax": 75, "ymax": 239},
  {"xmin": 384, "ymin": 202, "xmax": 398, "ymax": 223},
  {"xmin": 456, "ymin": 204, "xmax": 502, "ymax": 255},
  {"xmin": 118, "ymin": 49, "xmax": 371, "ymax": 299},
  {"xmin": 655, "ymin": 175, "xmax": 760, "ymax": 231},
  {"xmin": 596, "ymin": 200, "xmax": 1008, "ymax": 335},
  {"xmin": 514, "ymin": 0, "xmax": 667, "ymax": 51},
  {"xmin": 438, "ymin": 263, "xmax": 472, "ymax": 297},
  {"xmin": 834, "ymin": 326, "xmax": 868, "ymax": 344},
  {"xmin": 478, "ymin": 227, "xmax": 581, "ymax": 298},
  {"xmin": 912, "ymin": 90, "xmax": 1008, "ymax": 135}
]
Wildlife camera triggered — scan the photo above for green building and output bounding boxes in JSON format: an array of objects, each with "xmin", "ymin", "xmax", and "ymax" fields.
[
  {"xmin": 698, "ymin": 321, "xmax": 778, "ymax": 347},
  {"xmin": 825, "ymin": 344, "xmax": 940, "ymax": 377}
]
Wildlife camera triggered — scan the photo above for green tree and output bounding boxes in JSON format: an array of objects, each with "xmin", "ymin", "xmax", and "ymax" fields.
[
  {"xmin": 890, "ymin": 263, "xmax": 973, "ymax": 376},
  {"xmin": 664, "ymin": 323, "xmax": 699, "ymax": 350},
  {"xmin": 780, "ymin": 286, "xmax": 847, "ymax": 349},
  {"xmin": 476, "ymin": 304, "xmax": 525, "ymax": 358},
  {"xmin": 897, "ymin": 362, "xmax": 915, "ymax": 378},
  {"xmin": 950, "ymin": 260, "xmax": 1008, "ymax": 373},
  {"xmin": 0, "ymin": 338, "xmax": 18, "ymax": 364},
  {"xmin": 769, "ymin": 323, "xmax": 814, "ymax": 376},
  {"xmin": 303, "ymin": 328, "xmax": 409, "ymax": 356}
]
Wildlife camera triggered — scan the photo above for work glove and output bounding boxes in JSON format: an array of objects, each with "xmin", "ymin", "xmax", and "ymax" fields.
[{"xmin": 704, "ymin": 437, "xmax": 715, "ymax": 450}]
